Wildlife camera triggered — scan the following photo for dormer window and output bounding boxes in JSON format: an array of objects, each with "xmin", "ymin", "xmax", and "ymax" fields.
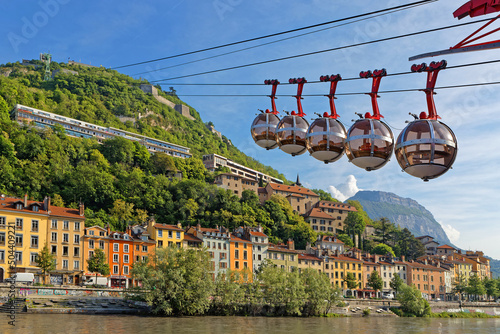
[
  {"xmin": 16, "ymin": 203, "xmax": 23, "ymax": 210},
  {"xmin": 32, "ymin": 205, "xmax": 39, "ymax": 212}
]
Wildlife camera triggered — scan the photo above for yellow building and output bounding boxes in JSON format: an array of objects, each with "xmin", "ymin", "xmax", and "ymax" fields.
[
  {"xmin": 147, "ymin": 219, "xmax": 184, "ymax": 248},
  {"xmin": 267, "ymin": 240, "xmax": 299, "ymax": 272},
  {"xmin": 0, "ymin": 195, "xmax": 84, "ymax": 284},
  {"xmin": 297, "ymin": 253, "xmax": 323, "ymax": 274}
]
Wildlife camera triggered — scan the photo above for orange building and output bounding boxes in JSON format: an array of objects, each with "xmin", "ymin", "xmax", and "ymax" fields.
[
  {"xmin": 82, "ymin": 226, "xmax": 109, "ymax": 282},
  {"xmin": 258, "ymin": 183, "xmax": 319, "ymax": 214},
  {"xmin": 229, "ymin": 234, "xmax": 253, "ymax": 282},
  {"xmin": 407, "ymin": 260, "xmax": 446, "ymax": 300},
  {"xmin": 107, "ymin": 229, "xmax": 135, "ymax": 288}
]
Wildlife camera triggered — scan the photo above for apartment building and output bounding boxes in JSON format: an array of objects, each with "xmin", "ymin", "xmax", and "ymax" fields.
[
  {"xmin": 214, "ymin": 173, "xmax": 258, "ymax": 198},
  {"xmin": 267, "ymin": 240, "xmax": 299, "ymax": 272},
  {"xmin": 259, "ymin": 183, "xmax": 320, "ymax": 215},
  {"xmin": 147, "ymin": 220, "xmax": 184, "ymax": 248},
  {"xmin": 202, "ymin": 153, "xmax": 283, "ymax": 184},
  {"xmin": 12, "ymin": 104, "xmax": 192, "ymax": 159},
  {"xmin": 229, "ymin": 234, "xmax": 253, "ymax": 282},
  {"xmin": 0, "ymin": 194, "xmax": 84, "ymax": 285}
]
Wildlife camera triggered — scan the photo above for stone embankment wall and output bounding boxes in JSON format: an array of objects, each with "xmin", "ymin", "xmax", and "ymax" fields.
[{"xmin": 0, "ymin": 286, "xmax": 125, "ymax": 298}]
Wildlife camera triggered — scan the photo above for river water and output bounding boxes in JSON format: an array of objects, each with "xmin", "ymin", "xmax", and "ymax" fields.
[{"xmin": 1, "ymin": 314, "xmax": 499, "ymax": 333}]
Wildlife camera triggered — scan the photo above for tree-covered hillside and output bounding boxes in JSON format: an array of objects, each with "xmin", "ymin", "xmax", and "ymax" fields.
[{"xmin": 0, "ymin": 60, "xmax": 286, "ymax": 182}]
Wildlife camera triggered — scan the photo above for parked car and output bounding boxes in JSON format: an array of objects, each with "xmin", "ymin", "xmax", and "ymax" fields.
[
  {"xmin": 381, "ymin": 292, "xmax": 394, "ymax": 300},
  {"xmin": 5, "ymin": 273, "xmax": 35, "ymax": 285}
]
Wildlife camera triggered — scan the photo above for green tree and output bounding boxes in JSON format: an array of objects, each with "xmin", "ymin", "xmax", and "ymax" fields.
[
  {"xmin": 35, "ymin": 243, "xmax": 56, "ymax": 285},
  {"xmin": 344, "ymin": 212, "xmax": 365, "ymax": 245},
  {"xmin": 368, "ymin": 270, "xmax": 383, "ymax": 294},
  {"xmin": 301, "ymin": 268, "xmax": 331, "ymax": 316},
  {"xmin": 337, "ymin": 233, "xmax": 354, "ymax": 248},
  {"xmin": 100, "ymin": 136, "xmax": 136, "ymax": 165},
  {"xmin": 109, "ymin": 199, "xmax": 134, "ymax": 230},
  {"xmin": 390, "ymin": 273, "xmax": 404, "ymax": 296},
  {"xmin": 344, "ymin": 272, "xmax": 358, "ymax": 293},
  {"xmin": 372, "ymin": 243, "xmax": 395, "ymax": 257},
  {"xmin": 484, "ymin": 277, "xmax": 498, "ymax": 300},
  {"xmin": 397, "ymin": 283, "xmax": 431, "ymax": 317},
  {"xmin": 131, "ymin": 246, "xmax": 214, "ymax": 316},
  {"xmin": 211, "ymin": 271, "xmax": 244, "ymax": 315},
  {"xmin": 373, "ymin": 217, "xmax": 395, "ymax": 245},
  {"xmin": 452, "ymin": 274, "xmax": 468, "ymax": 303},
  {"xmin": 467, "ymin": 274, "xmax": 486, "ymax": 301},
  {"xmin": 87, "ymin": 248, "xmax": 110, "ymax": 286}
]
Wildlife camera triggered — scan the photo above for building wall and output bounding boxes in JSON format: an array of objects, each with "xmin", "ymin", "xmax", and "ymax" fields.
[{"xmin": 230, "ymin": 238, "xmax": 252, "ymax": 281}]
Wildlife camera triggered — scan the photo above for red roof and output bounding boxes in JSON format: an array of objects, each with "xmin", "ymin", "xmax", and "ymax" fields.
[
  {"xmin": 154, "ymin": 224, "xmax": 184, "ymax": 231},
  {"xmin": 249, "ymin": 230, "xmax": 267, "ymax": 238},
  {"xmin": 230, "ymin": 235, "xmax": 251, "ymax": 243},
  {"xmin": 315, "ymin": 200, "xmax": 357, "ymax": 212},
  {"xmin": 258, "ymin": 187, "xmax": 267, "ymax": 194},
  {"xmin": 267, "ymin": 183, "xmax": 319, "ymax": 197},
  {"xmin": 299, "ymin": 253, "xmax": 323, "ymax": 262},
  {"xmin": 305, "ymin": 208, "xmax": 335, "ymax": 219},
  {"xmin": 183, "ymin": 233, "xmax": 202, "ymax": 243},
  {"xmin": 319, "ymin": 235, "xmax": 344, "ymax": 244},
  {"xmin": 437, "ymin": 244, "xmax": 456, "ymax": 249},
  {"xmin": 0, "ymin": 196, "xmax": 84, "ymax": 219}
]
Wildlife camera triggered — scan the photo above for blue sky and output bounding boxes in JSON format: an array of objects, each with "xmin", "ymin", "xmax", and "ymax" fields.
[{"xmin": 1, "ymin": 0, "xmax": 499, "ymax": 258}]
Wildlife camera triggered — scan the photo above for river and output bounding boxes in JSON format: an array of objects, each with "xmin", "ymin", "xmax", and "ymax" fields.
[{"xmin": 1, "ymin": 314, "xmax": 499, "ymax": 333}]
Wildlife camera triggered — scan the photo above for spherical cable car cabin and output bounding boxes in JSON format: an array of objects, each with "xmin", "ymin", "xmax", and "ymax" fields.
[{"xmin": 251, "ymin": 79, "xmax": 281, "ymax": 150}]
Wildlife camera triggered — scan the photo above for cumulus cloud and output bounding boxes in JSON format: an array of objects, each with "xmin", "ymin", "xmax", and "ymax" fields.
[
  {"xmin": 439, "ymin": 222, "xmax": 461, "ymax": 244},
  {"xmin": 327, "ymin": 175, "xmax": 360, "ymax": 202}
]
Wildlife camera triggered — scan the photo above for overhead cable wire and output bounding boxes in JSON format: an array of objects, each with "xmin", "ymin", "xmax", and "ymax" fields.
[
  {"xmin": 132, "ymin": 2, "xmax": 431, "ymax": 76},
  {"xmin": 155, "ymin": 58, "xmax": 500, "ymax": 86},
  {"xmin": 112, "ymin": 0, "xmax": 438, "ymax": 70},
  {"xmin": 150, "ymin": 17, "xmax": 493, "ymax": 82},
  {"xmin": 167, "ymin": 80, "xmax": 500, "ymax": 97}
]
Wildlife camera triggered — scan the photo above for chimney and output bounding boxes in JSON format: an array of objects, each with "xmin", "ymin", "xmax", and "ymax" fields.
[
  {"xmin": 196, "ymin": 223, "xmax": 201, "ymax": 231},
  {"xmin": 79, "ymin": 202, "xmax": 85, "ymax": 216},
  {"xmin": 374, "ymin": 254, "xmax": 379, "ymax": 263},
  {"xmin": 44, "ymin": 196, "xmax": 51, "ymax": 212},
  {"xmin": 24, "ymin": 193, "xmax": 28, "ymax": 207},
  {"xmin": 106, "ymin": 224, "xmax": 111, "ymax": 235},
  {"xmin": 126, "ymin": 225, "xmax": 131, "ymax": 235},
  {"xmin": 424, "ymin": 259, "xmax": 428, "ymax": 265},
  {"xmin": 401, "ymin": 255, "xmax": 405, "ymax": 262},
  {"xmin": 177, "ymin": 222, "xmax": 182, "ymax": 229},
  {"xmin": 287, "ymin": 239, "xmax": 294, "ymax": 250}
]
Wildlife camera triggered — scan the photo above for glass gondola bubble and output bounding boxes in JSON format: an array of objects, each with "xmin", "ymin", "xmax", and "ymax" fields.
[
  {"xmin": 345, "ymin": 69, "xmax": 394, "ymax": 171},
  {"xmin": 307, "ymin": 74, "xmax": 346, "ymax": 163},
  {"xmin": 251, "ymin": 79, "xmax": 280, "ymax": 150},
  {"xmin": 395, "ymin": 60, "xmax": 457, "ymax": 181},
  {"xmin": 276, "ymin": 78, "xmax": 309, "ymax": 156}
]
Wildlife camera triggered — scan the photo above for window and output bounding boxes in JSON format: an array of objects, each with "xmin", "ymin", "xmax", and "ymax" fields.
[
  {"xmin": 0, "ymin": 216, "xmax": 5, "ymax": 228},
  {"xmin": 89, "ymin": 230, "xmax": 95, "ymax": 236},
  {"xmin": 142, "ymin": 245, "xmax": 147, "ymax": 252},
  {"xmin": 74, "ymin": 221, "xmax": 80, "ymax": 231},
  {"xmin": 63, "ymin": 233, "xmax": 69, "ymax": 243},
  {"xmin": 123, "ymin": 266, "xmax": 129, "ymax": 275},
  {"xmin": 74, "ymin": 235, "xmax": 80, "ymax": 244},
  {"xmin": 0, "ymin": 232, "xmax": 4, "ymax": 246},
  {"xmin": 113, "ymin": 265, "xmax": 119, "ymax": 274},
  {"xmin": 158, "ymin": 240, "xmax": 163, "ymax": 247},
  {"xmin": 88, "ymin": 250, "xmax": 94, "ymax": 258},
  {"xmin": 123, "ymin": 244, "xmax": 129, "ymax": 253},
  {"xmin": 290, "ymin": 255, "xmax": 295, "ymax": 261},
  {"xmin": 124, "ymin": 254, "xmax": 129, "ymax": 263},
  {"xmin": 243, "ymin": 251, "xmax": 248, "ymax": 260},
  {"xmin": 51, "ymin": 219, "xmax": 57, "ymax": 229},
  {"xmin": 176, "ymin": 232, "xmax": 180, "ymax": 239},
  {"xmin": 16, "ymin": 218, "xmax": 23, "ymax": 230},
  {"xmin": 136, "ymin": 245, "xmax": 140, "ymax": 251},
  {"xmin": 89, "ymin": 240, "xmax": 94, "ymax": 249},
  {"xmin": 31, "ymin": 235, "xmax": 38, "ymax": 248},
  {"xmin": 16, "ymin": 234, "xmax": 23, "ymax": 247},
  {"xmin": 63, "ymin": 246, "xmax": 68, "ymax": 256},
  {"xmin": 63, "ymin": 221, "xmax": 69, "ymax": 230},
  {"xmin": 235, "ymin": 261, "xmax": 239, "ymax": 269},
  {"xmin": 74, "ymin": 247, "xmax": 79, "ymax": 257},
  {"xmin": 99, "ymin": 231, "xmax": 104, "ymax": 236},
  {"xmin": 99, "ymin": 241, "xmax": 105, "ymax": 249},
  {"xmin": 113, "ymin": 254, "xmax": 119, "ymax": 263},
  {"xmin": 281, "ymin": 254, "xmax": 285, "ymax": 260},
  {"xmin": 31, "ymin": 220, "xmax": 39, "ymax": 232},
  {"xmin": 113, "ymin": 243, "xmax": 119, "ymax": 252},
  {"xmin": 51, "ymin": 232, "xmax": 57, "ymax": 242},
  {"xmin": 158, "ymin": 230, "xmax": 163, "ymax": 237},
  {"xmin": 52, "ymin": 245, "xmax": 57, "ymax": 255},
  {"xmin": 235, "ymin": 250, "xmax": 239, "ymax": 259},
  {"xmin": 168, "ymin": 231, "xmax": 173, "ymax": 238},
  {"xmin": 30, "ymin": 252, "xmax": 38, "ymax": 264},
  {"xmin": 0, "ymin": 250, "xmax": 4, "ymax": 263},
  {"xmin": 16, "ymin": 203, "xmax": 22, "ymax": 210},
  {"xmin": 15, "ymin": 251, "xmax": 22, "ymax": 263},
  {"xmin": 74, "ymin": 261, "xmax": 79, "ymax": 270}
]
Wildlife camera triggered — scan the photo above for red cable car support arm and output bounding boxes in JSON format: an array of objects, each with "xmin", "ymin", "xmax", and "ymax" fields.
[
  {"xmin": 411, "ymin": 60, "xmax": 447, "ymax": 120},
  {"xmin": 320, "ymin": 74, "xmax": 342, "ymax": 119},
  {"xmin": 264, "ymin": 79, "xmax": 280, "ymax": 115},
  {"xmin": 289, "ymin": 77, "xmax": 307, "ymax": 117},
  {"xmin": 360, "ymin": 69, "xmax": 386, "ymax": 120},
  {"xmin": 410, "ymin": 0, "xmax": 500, "ymax": 60}
]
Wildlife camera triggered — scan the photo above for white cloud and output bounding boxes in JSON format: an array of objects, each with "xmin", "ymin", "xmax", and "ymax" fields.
[
  {"xmin": 327, "ymin": 175, "xmax": 360, "ymax": 202},
  {"xmin": 439, "ymin": 221, "xmax": 461, "ymax": 245}
]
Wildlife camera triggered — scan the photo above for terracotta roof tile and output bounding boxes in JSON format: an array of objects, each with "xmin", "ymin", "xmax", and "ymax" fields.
[
  {"xmin": 267, "ymin": 183, "xmax": 319, "ymax": 197},
  {"xmin": 305, "ymin": 208, "xmax": 335, "ymax": 219},
  {"xmin": 154, "ymin": 224, "xmax": 184, "ymax": 231}
]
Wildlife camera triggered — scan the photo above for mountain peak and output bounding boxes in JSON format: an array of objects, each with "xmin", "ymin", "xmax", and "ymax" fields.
[{"xmin": 348, "ymin": 190, "xmax": 451, "ymax": 245}]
